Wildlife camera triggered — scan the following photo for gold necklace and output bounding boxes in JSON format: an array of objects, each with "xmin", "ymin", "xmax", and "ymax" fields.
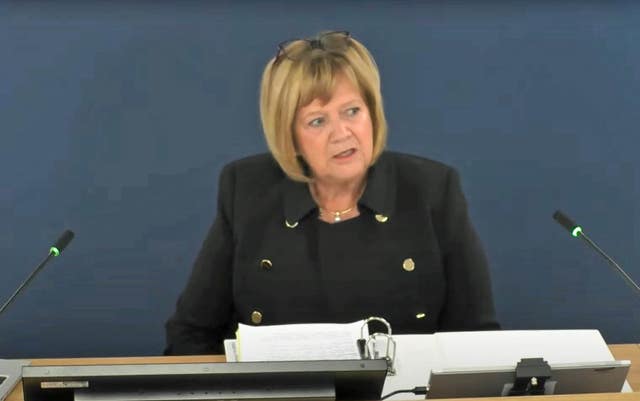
[
  {"xmin": 310, "ymin": 182, "xmax": 366, "ymax": 223},
  {"xmin": 319, "ymin": 206, "xmax": 354, "ymax": 222}
]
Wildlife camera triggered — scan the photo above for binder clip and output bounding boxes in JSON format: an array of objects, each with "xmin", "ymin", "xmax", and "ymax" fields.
[{"xmin": 357, "ymin": 316, "xmax": 397, "ymax": 375}]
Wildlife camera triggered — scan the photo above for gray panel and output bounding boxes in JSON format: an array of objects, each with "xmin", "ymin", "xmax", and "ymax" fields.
[{"xmin": 428, "ymin": 360, "xmax": 630, "ymax": 398}]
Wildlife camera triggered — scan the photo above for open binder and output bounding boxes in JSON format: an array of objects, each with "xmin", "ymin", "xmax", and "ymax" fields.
[{"xmin": 226, "ymin": 317, "xmax": 398, "ymax": 375}]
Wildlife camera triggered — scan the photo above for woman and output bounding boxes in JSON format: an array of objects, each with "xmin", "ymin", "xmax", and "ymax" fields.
[{"xmin": 165, "ymin": 31, "xmax": 499, "ymax": 355}]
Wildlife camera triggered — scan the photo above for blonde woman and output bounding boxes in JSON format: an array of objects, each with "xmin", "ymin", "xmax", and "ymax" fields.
[{"xmin": 165, "ymin": 31, "xmax": 499, "ymax": 355}]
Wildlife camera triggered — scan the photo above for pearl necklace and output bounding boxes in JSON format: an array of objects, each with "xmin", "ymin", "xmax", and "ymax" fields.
[
  {"xmin": 319, "ymin": 206, "xmax": 354, "ymax": 222},
  {"xmin": 310, "ymin": 182, "xmax": 366, "ymax": 223}
]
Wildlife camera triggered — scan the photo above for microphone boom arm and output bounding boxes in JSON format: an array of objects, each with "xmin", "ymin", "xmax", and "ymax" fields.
[
  {"xmin": 0, "ymin": 253, "xmax": 54, "ymax": 315},
  {"xmin": 577, "ymin": 231, "xmax": 640, "ymax": 296}
]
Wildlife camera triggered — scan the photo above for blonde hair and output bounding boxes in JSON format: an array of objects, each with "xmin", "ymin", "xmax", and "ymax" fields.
[{"xmin": 260, "ymin": 33, "xmax": 387, "ymax": 182}]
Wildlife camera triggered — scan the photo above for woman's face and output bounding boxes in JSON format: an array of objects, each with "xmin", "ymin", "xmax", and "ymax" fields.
[{"xmin": 294, "ymin": 74, "xmax": 374, "ymax": 186}]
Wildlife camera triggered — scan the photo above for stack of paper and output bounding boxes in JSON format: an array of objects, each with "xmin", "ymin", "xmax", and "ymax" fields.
[{"xmin": 225, "ymin": 320, "xmax": 367, "ymax": 362}]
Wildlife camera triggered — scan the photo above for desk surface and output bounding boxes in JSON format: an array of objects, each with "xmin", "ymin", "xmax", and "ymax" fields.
[{"xmin": 7, "ymin": 344, "xmax": 640, "ymax": 401}]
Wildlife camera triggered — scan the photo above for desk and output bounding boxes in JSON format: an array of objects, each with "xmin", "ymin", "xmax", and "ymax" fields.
[{"xmin": 7, "ymin": 344, "xmax": 640, "ymax": 401}]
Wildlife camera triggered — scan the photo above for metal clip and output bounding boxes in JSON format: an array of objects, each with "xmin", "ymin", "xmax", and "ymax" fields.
[{"xmin": 359, "ymin": 317, "xmax": 397, "ymax": 375}]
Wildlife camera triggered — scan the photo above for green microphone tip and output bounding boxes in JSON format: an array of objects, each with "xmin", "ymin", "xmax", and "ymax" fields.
[{"xmin": 571, "ymin": 226, "xmax": 582, "ymax": 238}]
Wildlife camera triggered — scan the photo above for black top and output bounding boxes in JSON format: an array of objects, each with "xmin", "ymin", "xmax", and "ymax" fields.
[{"xmin": 165, "ymin": 151, "xmax": 500, "ymax": 355}]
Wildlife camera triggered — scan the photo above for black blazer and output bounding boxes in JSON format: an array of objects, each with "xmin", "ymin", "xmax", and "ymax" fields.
[{"xmin": 165, "ymin": 151, "xmax": 499, "ymax": 355}]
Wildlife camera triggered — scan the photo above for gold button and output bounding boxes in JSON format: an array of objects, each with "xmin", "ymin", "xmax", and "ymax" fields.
[
  {"xmin": 285, "ymin": 220, "xmax": 298, "ymax": 228},
  {"xmin": 375, "ymin": 214, "xmax": 388, "ymax": 223},
  {"xmin": 251, "ymin": 310, "xmax": 263, "ymax": 325},
  {"xmin": 260, "ymin": 259, "xmax": 272, "ymax": 270},
  {"xmin": 402, "ymin": 258, "xmax": 415, "ymax": 271},
  {"xmin": 416, "ymin": 312, "xmax": 426, "ymax": 319}
]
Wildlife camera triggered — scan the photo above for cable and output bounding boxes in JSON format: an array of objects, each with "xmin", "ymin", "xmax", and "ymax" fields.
[{"xmin": 381, "ymin": 386, "xmax": 428, "ymax": 400}]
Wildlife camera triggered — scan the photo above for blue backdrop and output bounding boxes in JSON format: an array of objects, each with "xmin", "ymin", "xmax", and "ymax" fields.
[{"xmin": 1, "ymin": 1, "xmax": 638, "ymax": 358}]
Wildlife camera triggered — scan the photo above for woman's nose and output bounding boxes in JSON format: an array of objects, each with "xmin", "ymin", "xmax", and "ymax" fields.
[{"xmin": 328, "ymin": 119, "xmax": 351, "ymax": 142}]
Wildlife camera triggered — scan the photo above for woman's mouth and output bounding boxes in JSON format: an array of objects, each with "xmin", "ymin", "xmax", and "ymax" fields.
[{"xmin": 334, "ymin": 148, "xmax": 356, "ymax": 159}]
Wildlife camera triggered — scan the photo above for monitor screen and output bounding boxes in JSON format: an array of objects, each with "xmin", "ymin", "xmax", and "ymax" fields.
[
  {"xmin": 22, "ymin": 359, "xmax": 388, "ymax": 401},
  {"xmin": 427, "ymin": 360, "xmax": 630, "ymax": 399}
]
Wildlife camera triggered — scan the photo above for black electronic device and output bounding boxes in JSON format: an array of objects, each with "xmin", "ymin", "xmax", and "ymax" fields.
[{"xmin": 22, "ymin": 359, "xmax": 388, "ymax": 401}]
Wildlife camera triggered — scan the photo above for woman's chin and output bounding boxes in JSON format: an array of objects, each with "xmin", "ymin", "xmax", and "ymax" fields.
[{"xmin": 327, "ymin": 166, "xmax": 368, "ymax": 185}]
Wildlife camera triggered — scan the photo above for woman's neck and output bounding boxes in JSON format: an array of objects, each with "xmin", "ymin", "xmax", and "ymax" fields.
[{"xmin": 310, "ymin": 177, "xmax": 366, "ymax": 213}]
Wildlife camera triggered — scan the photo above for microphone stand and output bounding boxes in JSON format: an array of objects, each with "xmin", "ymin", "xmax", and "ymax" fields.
[
  {"xmin": 576, "ymin": 230, "xmax": 640, "ymax": 296},
  {"xmin": 0, "ymin": 252, "xmax": 55, "ymax": 316}
]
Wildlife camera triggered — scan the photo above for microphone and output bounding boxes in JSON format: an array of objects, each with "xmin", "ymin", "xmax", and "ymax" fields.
[
  {"xmin": 0, "ymin": 230, "xmax": 75, "ymax": 316},
  {"xmin": 552, "ymin": 210, "xmax": 640, "ymax": 296}
]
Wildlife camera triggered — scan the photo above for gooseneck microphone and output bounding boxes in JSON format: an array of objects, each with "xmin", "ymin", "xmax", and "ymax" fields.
[
  {"xmin": 553, "ymin": 210, "xmax": 640, "ymax": 296},
  {"xmin": 0, "ymin": 230, "xmax": 75, "ymax": 316}
]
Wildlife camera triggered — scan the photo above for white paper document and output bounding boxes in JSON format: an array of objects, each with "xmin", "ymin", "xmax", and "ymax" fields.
[{"xmin": 234, "ymin": 320, "xmax": 366, "ymax": 362}]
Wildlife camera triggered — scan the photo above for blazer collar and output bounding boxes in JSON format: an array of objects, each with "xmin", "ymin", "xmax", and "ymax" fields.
[
  {"xmin": 360, "ymin": 152, "xmax": 396, "ymax": 216},
  {"xmin": 282, "ymin": 152, "xmax": 396, "ymax": 224},
  {"xmin": 282, "ymin": 179, "xmax": 316, "ymax": 224}
]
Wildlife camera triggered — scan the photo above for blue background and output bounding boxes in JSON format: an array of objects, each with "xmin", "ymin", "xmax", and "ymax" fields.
[{"xmin": 1, "ymin": 1, "xmax": 638, "ymax": 358}]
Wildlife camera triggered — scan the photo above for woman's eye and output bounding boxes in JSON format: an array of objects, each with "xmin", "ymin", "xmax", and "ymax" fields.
[
  {"xmin": 346, "ymin": 107, "xmax": 360, "ymax": 117},
  {"xmin": 308, "ymin": 117, "xmax": 324, "ymax": 127}
]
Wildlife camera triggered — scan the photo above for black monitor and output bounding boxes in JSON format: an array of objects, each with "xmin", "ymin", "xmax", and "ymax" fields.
[
  {"xmin": 22, "ymin": 359, "xmax": 388, "ymax": 401},
  {"xmin": 427, "ymin": 360, "xmax": 630, "ymax": 399}
]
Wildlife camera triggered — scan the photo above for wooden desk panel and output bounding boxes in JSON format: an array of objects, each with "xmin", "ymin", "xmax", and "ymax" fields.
[
  {"xmin": 438, "ymin": 394, "xmax": 640, "ymax": 401},
  {"xmin": 7, "ymin": 346, "xmax": 639, "ymax": 401},
  {"xmin": 611, "ymin": 344, "xmax": 640, "ymax": 390}
]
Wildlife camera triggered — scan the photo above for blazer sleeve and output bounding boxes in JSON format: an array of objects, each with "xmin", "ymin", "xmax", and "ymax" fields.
[
  {"xmin": 435, "ymin": 167, "xmax": 500, "ymax": 331},
  {"xmin": 164, "ymin": 164, "xmax": 236, "ymax": 355}
]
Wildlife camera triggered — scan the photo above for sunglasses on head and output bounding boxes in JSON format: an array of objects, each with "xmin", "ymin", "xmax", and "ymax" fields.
[{"xmin": 275, "ymin": 31, "xmax": 352, "ymax": 64}]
